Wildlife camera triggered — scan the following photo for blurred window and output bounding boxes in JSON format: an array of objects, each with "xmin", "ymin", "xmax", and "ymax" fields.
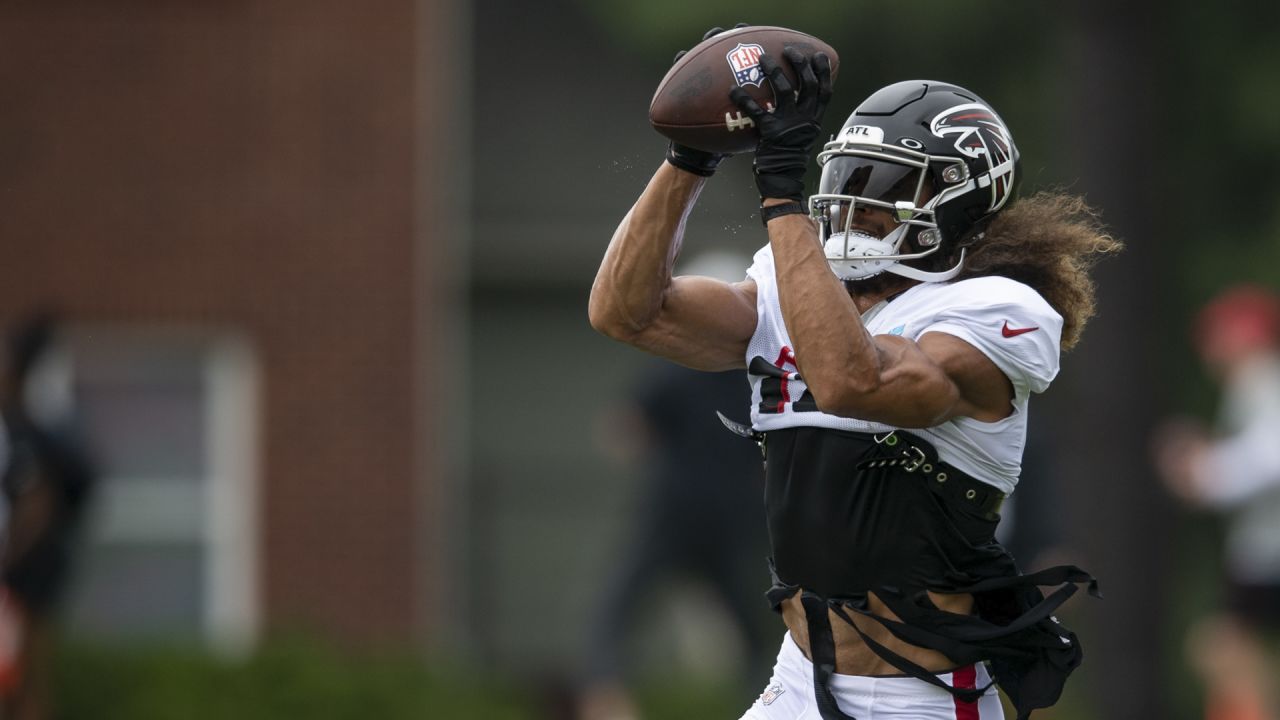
[{"xmin": 58, "ymin": 329, "xmax": 260, "ymax": 656}]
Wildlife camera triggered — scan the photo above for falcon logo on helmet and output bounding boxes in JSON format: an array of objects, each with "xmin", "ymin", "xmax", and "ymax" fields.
[{"xmin": 931, "ymin": 103, "xmax": 1017, "ymax": 213}]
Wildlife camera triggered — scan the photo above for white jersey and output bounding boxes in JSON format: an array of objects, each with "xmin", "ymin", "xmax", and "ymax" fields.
[{"xmin": 744, "ymin": 244, "xmax": 1063, "ymax": 494}]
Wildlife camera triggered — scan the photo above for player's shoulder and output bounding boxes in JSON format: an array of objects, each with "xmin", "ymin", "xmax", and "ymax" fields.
[{"xmin": 923, "ymin": 275, "xmax": 1053, "ymax": 313}]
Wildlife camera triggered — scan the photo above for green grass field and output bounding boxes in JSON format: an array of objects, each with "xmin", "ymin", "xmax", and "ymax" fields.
[{"xmin": 50, "ymin": 637, "xmax": 1097, "ymax": 719}]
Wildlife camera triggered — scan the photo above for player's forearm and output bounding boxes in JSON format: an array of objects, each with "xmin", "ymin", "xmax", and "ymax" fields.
[
  {"xmin": 767, "ymin": 215, "xmax": 887, "ymax": 409},
  {"xmin": 589, "ymin": 163, "xmax": 707, "ymax": 338}
]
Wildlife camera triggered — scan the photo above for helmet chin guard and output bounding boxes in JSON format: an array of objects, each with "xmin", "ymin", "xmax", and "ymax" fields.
[
  {"xmin": 821, "ymin": 226, "xmax": 965, "ymax": 282},
  {"xmin": 823, "ymin": 230, "xmax": 899, "ymax": 280}
]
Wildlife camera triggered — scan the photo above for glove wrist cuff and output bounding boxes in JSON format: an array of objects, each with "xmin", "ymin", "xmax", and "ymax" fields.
[
  {"xmin": 665, "ymin": 155, "xmax": 717, "ymax": 178},
  {"xmin": 666, "ymin": 144, "xmax": 722, "ymax": 177},
  {"xmin": 760, "ymin": 202, "xmax": 807, "ymax": 226}
]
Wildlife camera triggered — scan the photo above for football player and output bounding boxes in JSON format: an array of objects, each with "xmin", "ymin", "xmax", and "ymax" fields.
[
  {"xmin": 589, "ymin": 41, "xmax": 1119, "ymax": 720},
  {"xmin": 1153, "ymin": 287, "xmax": 1280, "ymax": 720},
  {"xmin": 0, "ymin": 315, "xmax": 95, "ymax": 720}
]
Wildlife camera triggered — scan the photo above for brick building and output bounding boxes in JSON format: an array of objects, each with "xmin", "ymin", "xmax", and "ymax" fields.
[{"xmin": 0, "ymin": 2, "xmax": 465, "ymax": 651}]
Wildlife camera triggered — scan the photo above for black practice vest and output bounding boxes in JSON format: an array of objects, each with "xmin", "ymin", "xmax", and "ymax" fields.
[{"xmin": 760, "ymin": 426, "xmax": 1098, "ymax": 720}]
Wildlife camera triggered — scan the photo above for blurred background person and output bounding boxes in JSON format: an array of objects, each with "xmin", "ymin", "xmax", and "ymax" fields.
[
  {"xmin": 578, "ymin": 252, "xmax": 772, "ymax": 720},
  {"xmin": 1154, "ymin": 285, "xmax": 1280, "ymax": 720},
  {"xmin": 0, "ymin": 314, "xmax": 96, "ymax": 720}
]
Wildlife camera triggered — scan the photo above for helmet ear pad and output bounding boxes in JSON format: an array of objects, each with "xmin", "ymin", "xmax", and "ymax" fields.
[
  {"xmin": 897, "ymin": 226, "xmax": 957, "ymax": 274},
  {"xmin": 900, "ymin": 212, "xmax": 990, "ymax": 274}
]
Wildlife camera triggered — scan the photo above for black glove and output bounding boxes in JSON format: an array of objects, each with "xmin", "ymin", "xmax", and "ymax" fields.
[
  {"xmin": 664, "ymin": 24, "xmax": 749, "ymax": 177},
  {"xmin": 729, "ymin": 47, "xmax": 833, "ymax": 201}
]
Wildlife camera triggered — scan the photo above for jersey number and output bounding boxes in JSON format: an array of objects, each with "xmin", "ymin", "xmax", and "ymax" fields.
[{"xmin": 751, "ymin": 346, "xmax": 817, "ymax": 415}]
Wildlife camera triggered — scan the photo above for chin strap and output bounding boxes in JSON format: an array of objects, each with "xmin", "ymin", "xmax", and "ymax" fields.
[
  {"xmin": 882, "ymin": 248, "xmax": 966, "ymax": 282},
  {"xmin": 827, "ymin": 216, "xmax": 967, "ymax": 283},
  {"xmin": 831, "ymin": 248, "xmax": 966, "ymax": 284}
]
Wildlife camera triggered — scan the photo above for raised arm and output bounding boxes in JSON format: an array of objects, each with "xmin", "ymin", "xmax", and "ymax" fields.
[
  {"xmin": 765, "ymin": 209, "xmax": 1012, "ymax": 427},
  {"xmin": 730, "ymin": 49, "xmax": 1013, "ymax": 427},
  {"xmin": 588, "ymin": 162, "xmax": 757, "ymax": 371}
]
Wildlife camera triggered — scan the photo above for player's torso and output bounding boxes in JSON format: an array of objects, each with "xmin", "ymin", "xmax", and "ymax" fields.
[
  {"xmin": 743, "ymin": 245, "xmax": 1056, "ymax": 493},
  {"xmin": 746, "ymin": 275, "xmax": 947, "ymax": 432}
]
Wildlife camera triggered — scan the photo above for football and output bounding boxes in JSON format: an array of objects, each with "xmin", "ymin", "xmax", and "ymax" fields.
[{"xmin": 649, "ymin": 26, "xmax": 840, "ymax": 155}]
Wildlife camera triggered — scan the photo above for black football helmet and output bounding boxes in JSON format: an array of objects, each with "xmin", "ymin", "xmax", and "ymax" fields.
[{"xmin": 809, "ymin": 80, "xmax": 1019, "ymax": 282}]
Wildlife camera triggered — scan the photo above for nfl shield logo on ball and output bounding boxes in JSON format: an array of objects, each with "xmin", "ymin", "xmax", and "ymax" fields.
[{"xmin": 726, "ymin": 43, "xmax": 765, "ymax": 87}]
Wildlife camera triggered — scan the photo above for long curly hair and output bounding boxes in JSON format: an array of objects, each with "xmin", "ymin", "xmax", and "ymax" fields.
[{"xmin": 951, "ymin": 192, "xmax": 1122, "ymax": 351}]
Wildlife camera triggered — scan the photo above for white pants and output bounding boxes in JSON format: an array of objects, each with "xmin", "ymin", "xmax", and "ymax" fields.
[{"xmin": 740, "ymin": 632, "xmax": 1004, "ymax": 720}]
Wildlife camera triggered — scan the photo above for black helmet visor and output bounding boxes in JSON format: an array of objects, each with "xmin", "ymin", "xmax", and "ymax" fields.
[{"xmin": 817, "ymin": 156, "xmax": 925, "ymax": 205}]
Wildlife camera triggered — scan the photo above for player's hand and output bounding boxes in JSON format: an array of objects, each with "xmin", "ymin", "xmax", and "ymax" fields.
[
  {"xmin": 1150, "ymin": 417, "xmax": 1212, "ymax": 503},
  {"xmin": 664, "ymin": 24, "xmax": 749, "ymax": 177},
  {"xmin": 730, "ymin": 47, "xmax": 833, "ymax": 201}
]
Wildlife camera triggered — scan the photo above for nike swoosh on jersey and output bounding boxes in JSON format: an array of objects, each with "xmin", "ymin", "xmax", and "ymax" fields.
[{"xmin": 1001, "ymin": 321, "xmax": 1039, "ymax": 338}]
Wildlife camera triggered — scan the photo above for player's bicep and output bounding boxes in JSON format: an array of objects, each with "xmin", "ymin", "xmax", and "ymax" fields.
[
  {"xmin": 632, "ymin": 277, "xmax": 758, "ymax": 371},
  {"xmin": 915, "ymin": 332, "xmax": 1014, "ymax": 422},
  {"xmin": 841, "ymin": 333, "xmax": 1010, "ymax": 427}
]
